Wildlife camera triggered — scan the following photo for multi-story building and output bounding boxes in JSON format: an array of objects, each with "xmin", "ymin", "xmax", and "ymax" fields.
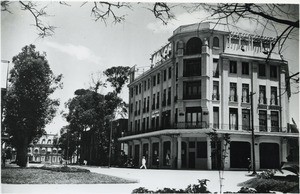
[
  {"xmin": 119, "ymin": 22, "xmax": 299, "ymax": 170},
  {"xmin": 26, "ymin": 134, "xmax": 62, "ymax": 164}
]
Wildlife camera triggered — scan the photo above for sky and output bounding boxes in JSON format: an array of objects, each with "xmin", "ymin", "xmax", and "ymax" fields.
[{"xmin": 1, "ymin": 2, "xmax": 299, "ymax": 134}]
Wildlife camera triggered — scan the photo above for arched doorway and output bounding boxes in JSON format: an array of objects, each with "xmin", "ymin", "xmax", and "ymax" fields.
[{"xmin": 259, "ymin": 143, "xmax": 280, "ymax": 169}]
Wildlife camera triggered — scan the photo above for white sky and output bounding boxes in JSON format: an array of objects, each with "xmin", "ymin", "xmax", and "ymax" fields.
[{"xmin": 1, "ymin": 2, "xmax": 299, "ymax": 134}]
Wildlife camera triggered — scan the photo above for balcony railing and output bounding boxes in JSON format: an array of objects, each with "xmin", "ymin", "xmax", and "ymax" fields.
[
  {"xmin": 241, "ymin": 95, "xmax": 250, "ymax": 103},
  {"xmin": 229, "ymin": 95, "xmax": 238, "ymax": 102},
  {"xmin": 124, "ymin": 123, "xmax": 286, "ymax": 136},
  {"xmin": 183, "ymin": 94, "xmax": 201, "ymax": 100},
  {"xmin": 213, "ymin": 70, "xmax": 219, "ymax": 78},
  {"xmin": 212, "ymin": 93, "xmax": 220, "ymax": 101},
  {"xmin": 258, "ymin": 97, "xmax": 267, "ymax": 104}
]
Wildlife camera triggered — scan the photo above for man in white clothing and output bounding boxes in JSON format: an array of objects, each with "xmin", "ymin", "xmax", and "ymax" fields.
[{"xmin": 140, "ymin": 156, "xmax": 147, "ymax": 169}]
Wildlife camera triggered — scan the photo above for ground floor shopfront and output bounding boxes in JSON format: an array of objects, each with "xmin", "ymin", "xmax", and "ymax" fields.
[{"xmin": 119, "ymin": 129, "xmax": 298, "ymax": 170}]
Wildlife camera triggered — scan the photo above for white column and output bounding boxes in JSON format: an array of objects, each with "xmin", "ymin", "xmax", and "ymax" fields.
[
  {"xmin": 177, "ymin": 136, "xmax": 182, "ymax": 169},
  {"xmin": 207, "ymin": 137, "xmax": 212, "ymax": 170}
]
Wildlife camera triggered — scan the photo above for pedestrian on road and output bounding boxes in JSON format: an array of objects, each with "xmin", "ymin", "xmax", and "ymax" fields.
[
  {"xmin": 247, "ymin": 158, "xmax": 251, "ymax": 173},
  {"xmin": 140, "ymin": 156, "xmax": 147, "ymax": 169}
]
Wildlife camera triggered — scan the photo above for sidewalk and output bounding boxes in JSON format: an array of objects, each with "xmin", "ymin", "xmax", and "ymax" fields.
[{"xmin": 2, "ymin": 164, "xmax": 255, "ymax": 194}]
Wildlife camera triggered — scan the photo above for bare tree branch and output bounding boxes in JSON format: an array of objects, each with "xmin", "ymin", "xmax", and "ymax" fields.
[
  {"xmin": 147, "ymin": 2, "xmax": 175, "ymax": 25},
  {"xmin": 1, "ymin": 1, "xmax": 12, "ymax": 13},
  {"xmin": 19, "ymin": 1, "xmax": 55, "ymax": 38}
]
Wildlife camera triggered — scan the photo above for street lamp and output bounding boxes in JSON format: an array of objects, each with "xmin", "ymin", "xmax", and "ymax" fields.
[{"xmin": 250, "ymin": 92, "xmax": 257, "ymax": 175}]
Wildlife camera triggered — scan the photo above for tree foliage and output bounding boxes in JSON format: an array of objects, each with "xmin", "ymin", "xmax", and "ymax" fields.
[
  {"xmin": 103, "ymin": 66, "xmax": 130, "ymax": 94},
  {"xmin": 3, "ymin": 44, "xmax": 62, "ymax": 167},
  {"xmin": 58, "ymin": 126, "xmax": 78, "ymax": 161}
]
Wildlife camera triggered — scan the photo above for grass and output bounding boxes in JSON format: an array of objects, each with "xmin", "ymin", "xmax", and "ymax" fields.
[{"xmin": 1, "ymin": 166, "xmax": 137, "ymax": 184}]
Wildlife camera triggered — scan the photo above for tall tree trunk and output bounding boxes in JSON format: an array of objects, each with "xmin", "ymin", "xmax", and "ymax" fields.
[{"xmin": 16, "ymin": 137, "xmax": 28, "ymax": 167}]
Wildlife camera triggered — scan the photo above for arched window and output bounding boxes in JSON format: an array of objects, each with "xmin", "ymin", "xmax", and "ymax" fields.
[
  {"xmin": 47, "ymin": 139, "xmax": 51, "ymax": 144},
  {"xmin": 213, "ymin": 37, "xmax": 220, "ymax": 47},
  {"xmin": 185, "ymin": 37, "xmax": 202, "ymax": 55},
  {"xmin": 42, "ymin": 139, "xmax": 45, "ymax": 144}
]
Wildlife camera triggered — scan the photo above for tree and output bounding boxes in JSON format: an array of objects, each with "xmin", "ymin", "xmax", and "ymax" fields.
[
  {"xmin": 63, "ymin": 87, "xmax": 123, "ymax": 165},
  {"xmin": 104, "ymin": 66, "xmax": 131, "ymax": 94},
  {"xmin": 3, "ymin": 44, "xmax": 62, "ymax": 167},
  {"xmin": 58, "ymin": 126, "xmax": 78, "ymax": 162}
]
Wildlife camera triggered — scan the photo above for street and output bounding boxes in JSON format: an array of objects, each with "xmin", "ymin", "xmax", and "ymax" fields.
[{"xmin": 2, "ymin": 164, "xmax": 255, "ymax": 194}]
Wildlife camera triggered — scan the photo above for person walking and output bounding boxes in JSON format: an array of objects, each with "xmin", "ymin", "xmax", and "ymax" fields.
[
  {"xmin": 140, "ymin": 156, "xmax": 147, "ymax": 169},
  {"xmin": 247, "ymin": 158, "xmax": 251, "ymax": 173}
]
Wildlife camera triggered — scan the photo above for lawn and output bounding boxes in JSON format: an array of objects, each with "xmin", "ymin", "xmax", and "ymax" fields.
[{"xmin": 1, "ymin": 167, "xmax": 137, "ymax": 184}]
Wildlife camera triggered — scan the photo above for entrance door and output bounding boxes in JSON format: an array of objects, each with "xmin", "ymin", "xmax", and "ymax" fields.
[
  {"xmin": 181, "ymin": 142, "xmax": 187, "ymax": 168},
  {"xmin": 260, "ymin": 143, "xmax": 280, "ymax": 169},
  {"xmin": 134, "ymin": 145, "xmax": 140, "ymax": 167},
  {"xmin": 230, "ymin": 141, "xmax": 251, "ymax": 168},
  {"xmin": 189, "ymin": 152, "xmax": 195, "ymax": 168}
]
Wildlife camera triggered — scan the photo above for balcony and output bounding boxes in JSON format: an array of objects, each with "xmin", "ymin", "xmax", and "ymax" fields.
[
  {"xmin": 229, "ymin": 95, "xmax": 238, "ymax": 102},
  {"xmin": 213, "ymin": 70, "xmax": 219, "ymax": 78},
  {"xmin": 183, "ymin": 94, "xmax": 201, "ymax": 100},
  {"xmin": 212, "ymin": 93, "xmax": 220, "ymax": 101},
  {"xmin": 258, "ymin": 97, "xmax": 267, "ymax": 104},
  {"xmin": 241, "ymin": 95, "xmax": 250, "ymax": 103}
]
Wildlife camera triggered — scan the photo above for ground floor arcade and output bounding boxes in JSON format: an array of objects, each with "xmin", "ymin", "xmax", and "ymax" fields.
[{"xmin": 119, "ymin": 129, "xmax": 298, "ymax": 170}]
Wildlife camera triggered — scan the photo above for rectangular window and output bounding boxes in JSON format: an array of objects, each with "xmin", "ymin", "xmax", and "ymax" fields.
[
  {"xmin": 183, "ymin": 58, "xmax": 201, "ymax": 77},
  {"xmin": 242, "ymin": 109, "xmax": 250, "ymax": 130},
  {"xmin": 146, "ymin": 117, "xmax": 149, "ymax": 130},
  {"xmin": 189, "ymin": 141, "xmax": 195, "ymax": 148},
  {"xmin": 213, "ymin": 59, "xmax": 219, "ymax": 78},
  {"xmin": 186, "ymin": 107, "xmax": 202, "ymax": 128},
  {"xmin": 156, "ymin": 92, "xmax": 160, "ymax": 109},
  {"xmin": 167, "ymin": 87, "xmax": 171, "ymax": 105},
  {"xmin": 197, "ymin": 142, "xmax": 207, "ymax": 158},
  {"xmin": 176, "ymin": 63, "xmax": 178, "ymax": 80},
  {"xmin": 229, "ymin": 108, "xmax": 238, "ymax": 130},
  {"xmin": 135, "ymin": 101, "xmax": 138, "ymax": 116},
  {"xmin": 242, "ymin": 84, "xmax": 249, "ymax": 103},
  {"xmin": 162, "ymin": 89, "xmax": 166, "ymax": 107},
  {"xmin": 130, "ymin": 103, "xmax": 133, "ymax": 113},
  {"xmin": 143, "ymin": 98, "xmax": 146, "ymax": 113},
  {"xmin": 242, "ymin": 62, "xmax": 249, "ymax": 75},
  {"xmin": 144, "ymin": 81, "xmax": 147, "ymax": 91},
  {"xmin": 151, "ymin": 117, "xmax": 155, "ymax": 130},
  {"xmin": 153, "ymin": 75, "xmax": 156, "ymax": 86},
  {"xmin": 259, "ymin": 64, "xmax": 266, "ymax": 77},
  {"xmin": 183, "ymin": 81, "xmax": 201, "ymax": 99},
  {"xmin": 259, "ymin": 110, "xmax": 267, "ymax": 131},
  {"xmin": 152, "ymin": 94, "xmax": 155, "ymax": 110},
  {"xmin": 135, "ymin": 85, "xmax": 138, "ymax": 95},
  {"xmin": 139, "ymin": 83, "xmax": 141, "ymax": 94},
  {"xmin": 147, "ymin": 96, "xmax": 150, "ymax": 112},
  {"xmin": 270, "ymin": 65, "xmax": 277, "ymax": 78},
  {"xmin": 148, "ymin": 79, "xmax": 150, "ymax": 89},
  {"xmin": 212, "ymin": 81, "xmax": 219, "ymax": 100},
  {"xmin": 270, "ymin": 87, "xmax": 278, "ymax": 105},
  {"xmin": 168, "ymin": 67, "xmax": 172, "ymax": 79},
  {"xmin": 229, "ymin": 83, "xmax": 237, "ymax": 102},
  {"xmin": 138, "ymin": 100, "xmax": 141, "ymax": 115},
  {"xmin": 130, "ymin": 88, "xmax": 133, "ymax": 97},
  {"xmin": 229, "ymin": 61, "xmax": 237, "ymax": 74},
  {"xmin": 164, "ymin": 69, "xmax": 167, "ymax": 81},
  {"xmin": 156, "ymin": 116, "xmax": 159, "ymax": 130},
  {"xmin": 142, "ymin": 118, "xmax": 146, "ymax": 131},
  {"xmin": 175, "ymin": 108, "xmax": 178, "ymax": 123},
  {"xmin": 271, "ymin": 111, "xmax": 279, "ymax": 132},
  {"xmin": 157, "ymin": 73, "xmax": 160, "ymax": 84},
  {"xmin": 213, "ymin": 107, "xmax": 219, "ymax": 129},
  {"xmin": 259, "ymin": 85, "xmax": 266, "ymax": 104}
]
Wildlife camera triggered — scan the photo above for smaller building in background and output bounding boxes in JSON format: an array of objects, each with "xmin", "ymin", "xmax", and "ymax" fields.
[{"xmin": 24, "ymin": 134, "xmax": 62, "ymax": 164}]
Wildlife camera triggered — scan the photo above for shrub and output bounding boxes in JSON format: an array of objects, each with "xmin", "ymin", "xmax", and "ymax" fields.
[
  {"xmin": 257, "ymin": 169, "xmax": 276, "ymax": 179},
  {"xmin": 132, "ymin": 179, "xmax": 210, "ymax": 193},
  {"xmin": 38, "ymin": 165, "xmax": 90, "ymax": 173},
  {"xmin": 237, "ymin": 187, "xmax": 257, "ymax": 193}
]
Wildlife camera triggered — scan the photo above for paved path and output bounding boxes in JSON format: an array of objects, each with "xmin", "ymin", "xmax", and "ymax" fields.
[{"xmin": 2, "ymin": 165, "xmax": 255, "ymax": 194}]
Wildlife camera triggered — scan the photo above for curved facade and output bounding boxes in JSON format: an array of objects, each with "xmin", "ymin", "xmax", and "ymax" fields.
[{"xmin": 120, "ymin": 22, "xmax": 299, "ymax": 170}]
